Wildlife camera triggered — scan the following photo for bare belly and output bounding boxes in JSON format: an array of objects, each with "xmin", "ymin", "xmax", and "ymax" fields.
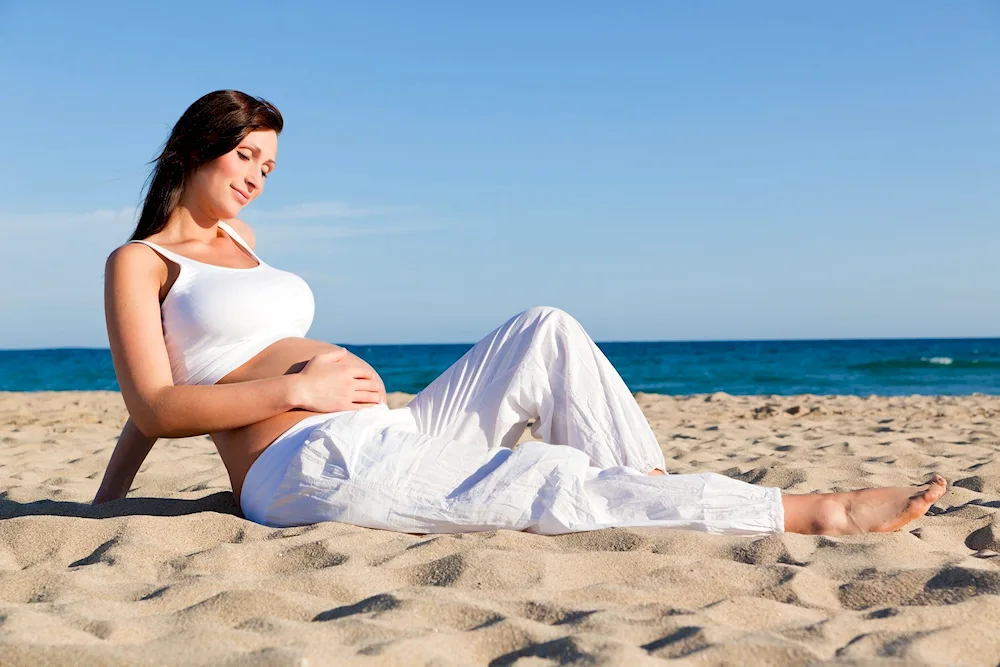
[{"xmin": 210, "ymin": 337, "xmax": 368, "ymax": 500}]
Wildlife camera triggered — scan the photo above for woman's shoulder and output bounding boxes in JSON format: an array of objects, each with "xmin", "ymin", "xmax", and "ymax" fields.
[
  {"xmin": 105, "ymin": 241, "xmax": 167, "ymax": 281},
  {"xmin": 223, "ymin": 218, "xmax": 256, "ymax": 249}
]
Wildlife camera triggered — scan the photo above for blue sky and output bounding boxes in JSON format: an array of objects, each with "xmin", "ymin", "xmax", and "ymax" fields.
[{"xmin": 1, "ymin": 1, "xmax": 997, "ymax": 348}]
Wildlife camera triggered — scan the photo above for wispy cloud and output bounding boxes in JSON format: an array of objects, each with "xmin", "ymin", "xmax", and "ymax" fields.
[
  {"xmin": 1, "ymin": 200, "xmax": 409, "ymax": 229},
  {"xmin": 1, "ymin": 201, "xmax": 438, "ymax": 249},
  {"xmin": 246, "ymin": 201, "xmax": 415, "ymax": 223},
  {"xmin": 245, "ymin": 200, "xmax": 440, "ymax": 243},
  {"xmin": 272, "ymin": 223, "xmax": 440, "ymax": 239},
  {"xmin": 1, "ymin": 207, "xmax": 137, "ymax": 228}
]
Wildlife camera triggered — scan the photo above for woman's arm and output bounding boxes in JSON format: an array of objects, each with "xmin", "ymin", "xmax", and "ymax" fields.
[
  {"xmin": 105, "ymin": 244, "xmax": 382, "ymax": 439},
  {"xmin": 92, "ymin": 417, "xmax": 156, "ymax": 504}
]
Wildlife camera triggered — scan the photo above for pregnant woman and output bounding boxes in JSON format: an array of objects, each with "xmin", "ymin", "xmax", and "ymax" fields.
[{"xmin": 95, "ymin": 90, "xmax": 946, "ymax": 536}]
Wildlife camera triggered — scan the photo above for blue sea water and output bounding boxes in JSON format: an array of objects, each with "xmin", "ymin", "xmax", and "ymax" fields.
[{"xmin": 2, "ymin": 338, "xmax": 999, "ymax": 395}]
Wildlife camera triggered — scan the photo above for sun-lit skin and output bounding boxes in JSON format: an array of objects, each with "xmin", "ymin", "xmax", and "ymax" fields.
[
  {"xmin": 186, "ymin": 130, "xmax": 277, "ymax": 214},
  {"xmin": 96, "ymin": 128, "xmax": 947, "ymax": 535},
  {"xmin": 97, "ymin": 128, "xmax": 391, "ymax": 500},
  {"xmin": 166, "ymin": 130, "xmax": 278, "ymax": 246}
]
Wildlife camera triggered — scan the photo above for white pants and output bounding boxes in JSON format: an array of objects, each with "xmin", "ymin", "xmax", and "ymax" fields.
[{"xmin": 240, "ymin": 307, "xmax": 784, "ymax": 535}]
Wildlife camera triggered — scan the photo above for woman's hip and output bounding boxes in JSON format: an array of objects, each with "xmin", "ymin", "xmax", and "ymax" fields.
[{"xmin": 240, "ymin": 404, "xmax": 418, "ymax": 525}]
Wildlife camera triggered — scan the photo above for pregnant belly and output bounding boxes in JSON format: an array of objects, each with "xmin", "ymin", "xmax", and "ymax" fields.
[{"xmin": 211, "ymin": 337, "xmax": 361, "ymax": 499}]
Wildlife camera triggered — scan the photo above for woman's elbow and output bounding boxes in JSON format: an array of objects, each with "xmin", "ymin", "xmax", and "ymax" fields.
[
  {"xmin": 125, "ymin": 394, "xmax": 167, "ymax": 439},
  {"xmin": 130, "ymin": 410, "xmax": 164, "ymax": 439},
  {"xmin": 126, "ymin": 388, "xmax": 209, "ymax": 440}
]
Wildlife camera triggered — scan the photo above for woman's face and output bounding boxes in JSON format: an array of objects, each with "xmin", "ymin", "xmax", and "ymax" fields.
[{"xmin": 185, "ymin": 129, "xmax": 278, "ymax": 220}]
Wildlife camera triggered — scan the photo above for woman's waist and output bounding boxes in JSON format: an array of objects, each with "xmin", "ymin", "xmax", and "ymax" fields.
[
  {"xmin": 206, "ymin": 335, "xmax": 366, "ymax": 492},
  {"xmin": 214, "ymin": 336, "xmax": 340, "ymax": 385},
  {"xmin": 214, "ymin": 409, "xmax": 331, "ymax": 499},
  {"xmin": 217, "ymin": 405, "xmax": 414, "ymax": 500},
  {"xmin": 236, "ymin": 404, "xmax": 416, "ymax": 514}
]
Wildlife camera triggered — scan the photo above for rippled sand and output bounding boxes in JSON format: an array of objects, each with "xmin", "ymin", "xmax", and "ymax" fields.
[{"xmin": 2, "ymin": 391, "xmax": 999, "ymax": 666}]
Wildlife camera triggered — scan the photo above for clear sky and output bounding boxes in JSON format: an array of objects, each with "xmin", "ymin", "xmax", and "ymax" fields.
[{"xmin": 1, "ymin": 1, "xmax": 997, "ymax": 348}]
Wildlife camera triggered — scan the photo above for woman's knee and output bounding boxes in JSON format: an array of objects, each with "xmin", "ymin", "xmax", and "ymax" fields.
[
  {"xmin": 512, "ymin": 307, "xmax": 593, "ymax": 352},
  {"xmin": 519, "ymin": 306, "xmax": 577, "ymax": 328}
]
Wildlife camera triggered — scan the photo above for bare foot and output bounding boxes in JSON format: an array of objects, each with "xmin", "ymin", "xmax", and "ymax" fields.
[
  {"xmin": 783, "ymin": 475, "xmax": 947, "ymax": 535},
  {"xmin": 647, "ymin": 468, "xmax": 665, "ymax": 476},
  {"xmin": 844, "ymin": 474, "xmax": 948, "ymax": 533}
]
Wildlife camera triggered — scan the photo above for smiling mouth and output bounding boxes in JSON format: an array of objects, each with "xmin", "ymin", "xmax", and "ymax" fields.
[{"xmin": 232, "ymin": 186, "xmax": 249, "ymax": 204}]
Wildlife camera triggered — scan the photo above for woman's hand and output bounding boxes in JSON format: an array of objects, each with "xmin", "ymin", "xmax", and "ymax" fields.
[
  {"xmin": 338, "ymin": 350, "xmax": 387, "ymax": 403},
  {"xmin": 292, "ymin": 349, "xmax": 386, "ymax": 412},
  {"xmin": 93, "ymin": 417, "xmax": 157, "ymax": 505},
  {"xmin": 93, "ymin": 488, "xmax": 127, "ymax": 505}
]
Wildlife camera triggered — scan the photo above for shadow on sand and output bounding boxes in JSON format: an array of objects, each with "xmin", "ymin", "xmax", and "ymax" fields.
[{"xmin": 0, "ymin": 491, "xmax": 242, "ymax": 520}]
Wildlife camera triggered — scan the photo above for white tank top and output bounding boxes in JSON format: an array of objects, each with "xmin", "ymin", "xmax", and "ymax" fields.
[{"xmin": 127, "ymin": 221, "xmax": 315, "ymax": 385}]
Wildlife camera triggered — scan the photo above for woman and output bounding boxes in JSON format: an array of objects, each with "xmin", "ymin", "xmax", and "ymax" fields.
[{"xmin": 96, "ymin": 90, "xmax": 946, "ymax": 536}]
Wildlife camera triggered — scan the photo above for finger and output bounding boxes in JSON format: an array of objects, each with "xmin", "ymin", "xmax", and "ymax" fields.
[
  {"xmin": 352, "ymin": 390, "xmax": 383, "ymax": 404},
  {"xmin": 355, "ymin": 379, "xmax": 382, "ymax": 393}
]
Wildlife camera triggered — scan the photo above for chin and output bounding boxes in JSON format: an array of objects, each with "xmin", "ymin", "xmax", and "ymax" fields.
[{"xmin": 218, "ymin": 202, "xmax": 243, "ymax": 219}]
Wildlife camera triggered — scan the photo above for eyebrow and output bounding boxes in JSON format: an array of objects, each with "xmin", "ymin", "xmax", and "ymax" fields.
[{"xmin": 243, "ymin": 143, "xmax": 277, "ymax": 166}]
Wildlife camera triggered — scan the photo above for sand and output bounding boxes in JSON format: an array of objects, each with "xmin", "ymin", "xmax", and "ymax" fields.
[{"xmin": 1, "ymin": 390, "xmax": 999, "ymax": 666}]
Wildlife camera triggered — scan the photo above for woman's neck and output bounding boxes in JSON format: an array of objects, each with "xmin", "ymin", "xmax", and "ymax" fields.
[{"xmin": 162, "ymin": 203, "xmax": 222, "ymax": 244}]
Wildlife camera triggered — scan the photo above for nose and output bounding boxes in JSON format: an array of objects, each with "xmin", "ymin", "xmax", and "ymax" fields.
[{"xmin": 245, "ymin": 171, "xmax": 261, "ymax": 193}]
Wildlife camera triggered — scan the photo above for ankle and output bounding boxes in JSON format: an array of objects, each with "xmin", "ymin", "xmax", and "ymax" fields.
[
  {"xmin": 811, "ymin": 494, "xmax": 858, "ymax": 536},
  {"xmin": 783, "ymin": 493, "xmax": 857, "ymax": 535}
]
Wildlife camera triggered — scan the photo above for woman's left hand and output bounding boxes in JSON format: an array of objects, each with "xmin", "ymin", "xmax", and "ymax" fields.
[{"xmin": 337, "ymin": 351, "xmax": 387, "ymax": 404}]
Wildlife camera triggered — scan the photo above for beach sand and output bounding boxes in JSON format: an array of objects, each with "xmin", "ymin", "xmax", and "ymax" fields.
[{"xmin": 1, "ymin": 390, "xmax": 999, "ymax": 666}]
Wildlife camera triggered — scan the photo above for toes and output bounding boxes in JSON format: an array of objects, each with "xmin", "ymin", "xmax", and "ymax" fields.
[{"xmin": 922, "ymin": 475, "xmax": 947, "ymax": 503}]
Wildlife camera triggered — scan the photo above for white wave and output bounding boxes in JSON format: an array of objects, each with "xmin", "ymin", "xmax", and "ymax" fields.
[{"xmin": 921, "ymin": 357, "xmax": 954, "ymax": 365}]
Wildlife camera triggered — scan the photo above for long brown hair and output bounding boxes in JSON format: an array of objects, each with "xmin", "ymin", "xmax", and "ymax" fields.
[{"xmin": 130, "ymin": 90, "xmax": 283, "ymax": 241}]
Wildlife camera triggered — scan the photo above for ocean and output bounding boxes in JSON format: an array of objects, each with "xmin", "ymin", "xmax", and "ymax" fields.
[{"xmin": 2, "ymin": 338, "xmax": 999, "ymax": 396}]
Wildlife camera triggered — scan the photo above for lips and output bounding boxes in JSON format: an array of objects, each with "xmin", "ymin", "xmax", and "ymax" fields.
[{"xmin": 232, "ymin": 186, "xmax": 249, "ymax": 204}]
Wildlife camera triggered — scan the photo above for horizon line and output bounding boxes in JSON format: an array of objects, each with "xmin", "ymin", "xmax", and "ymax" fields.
[{"xmin": 3, "ymin": 334, "xmax": 999, "ymax": 353}]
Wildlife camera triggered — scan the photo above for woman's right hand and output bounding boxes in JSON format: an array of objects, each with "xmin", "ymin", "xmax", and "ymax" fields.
[{"xmin": 293, "ymin": 349, "xmax": 386, "ymax": 413}]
